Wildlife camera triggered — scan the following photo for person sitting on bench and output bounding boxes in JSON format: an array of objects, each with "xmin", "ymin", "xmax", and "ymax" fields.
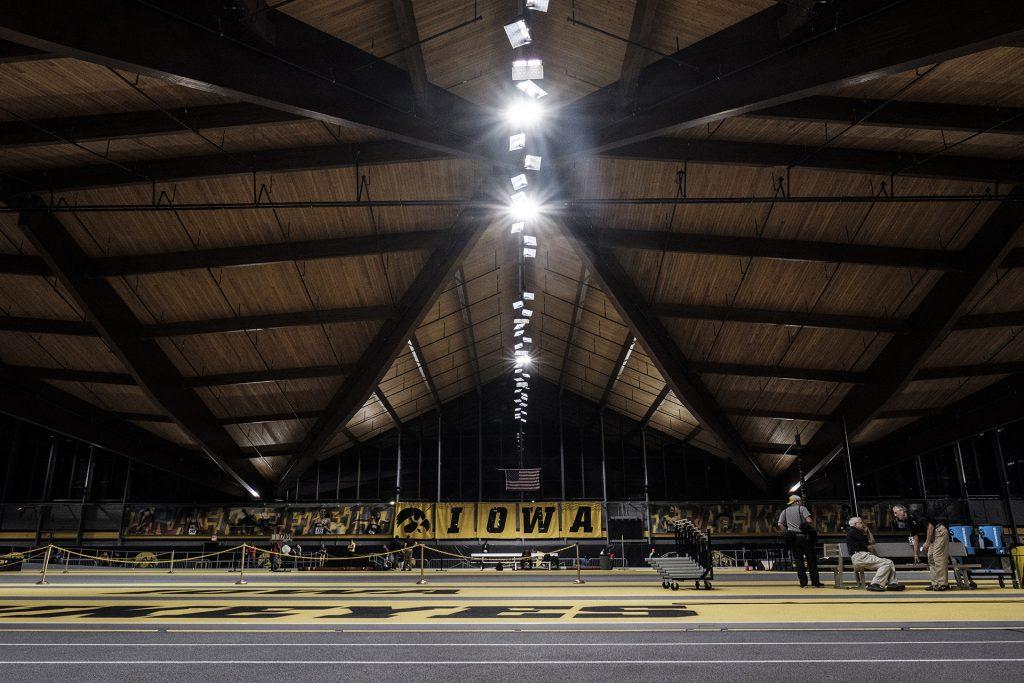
[{"xmin": 846, "ymin": 516, "xmax": 905, "ymax": 592}]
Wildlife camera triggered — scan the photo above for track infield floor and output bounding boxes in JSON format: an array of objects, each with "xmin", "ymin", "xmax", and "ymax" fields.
[{"xmin": 0, "ymin": 569, "xmax": 1022, "ymax": 681}]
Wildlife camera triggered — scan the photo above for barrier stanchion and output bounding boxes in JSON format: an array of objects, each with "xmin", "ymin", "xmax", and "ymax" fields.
[
  {"xmin": 36, "ymin": 545, "xmax": 52, "ymax": 585},
  {"xmin": 168, "ymin": 550, "xmax": 175, "ymax": 574},
  {"xmin": 62, "ymin": 550, "xmax": 70, "ymax": 574},
  {"xmin": 235, "ymin": 544, "xmax": 248, "ymax": 585},
  {"xmin": 416, "ymin": 543, "xmax": 427, "ymax": 585},
  {"xmin": 573, "ymin": 543, "xmax": 585, "ymax": 584}
]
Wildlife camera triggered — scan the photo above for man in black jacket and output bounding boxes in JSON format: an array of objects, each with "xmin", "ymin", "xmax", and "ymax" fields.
[{"xmin": 847, "ymin": 516, "xmax": 905, "ymax": 592}]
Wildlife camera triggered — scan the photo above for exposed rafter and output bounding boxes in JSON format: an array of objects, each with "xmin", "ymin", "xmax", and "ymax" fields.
[
  {"xmin": 374, "ymin": 388, "xmax": 407, "ymax": 432},
  {"xmin": 639, "ymin": 384, "xmax": 671, "ymax": 429},
  {"xmin": 0, "ymin": 38, "xmax": 49, "ymax": 63},
  {"xmin": 618, "ymin": 0, "xmax": 660, "ymax": 109},
  {"xmin": 16, "ymin": 141, "xmax": 446, "ymax": 193},
  {"xmin": 16, "ymin": 198, "xmax": 268, "ymax": 497},
  {"xmin": 0, "ymin": 316, "xmax": 95, "ymax": 337},
  {"xmin": 89, "ymin": 230, "xmax": 447, "ymax": 277},
  {"xmin": 139, "ymin": 305, "xmax": 395, "ymax": 338},
  {"xmin": 277, "ymin": 209, "xmax": 488, "ymax": 491},
  {"xmin": 655, "ymin": 303, "xmax": 910, "ymax": 334},
  {"xmin": 753, "ymin": 96, "xmax": 1024, "ymax": 135},
  {"xmin": 561, "ymin": 0, "xmax": 1024, "ymax": 154},
  {"xmin": 0, "ymin": 1, "xmax": 491, "ymax": 159},
  {"xmin": 691, "ymin": 361, "xmax": 866, "ymax": 384},
  {"xmin": 452, "ymin": 266, "xmax": 484, "ymax": 396},
  {"xmin": 559, "ymin": 213, "xmax": 767, "ymax": 489},
  {"xmin": 0, "ymin": 363, "xmax": 243, "ymax": 496},
  {"xmin": 390, "ymin": 0, "xmax": 431, "ymax": 116},
  {"xmin": 557, "ymin": 264, "xmax": 590, "ymax": 393},
  {"xmin": 599, "ymin": 335, "xmax": 636, "ymax": 410},
  {"xmin": 602, "ymin": 138, "xmax": 1019, "ymax": 183},
  {"xmin": 408, "ymin": 334, "xmax": 443, "ymax": 414},
  {"xmin": 795, "ymin": 189, "xmax": 1024, "ymax": 478},
  {"xmin": 590, "ymin": 228, "xmax": 1017, "ymax": 271},
  {"xmin": 0, "ymin": 102, "xmax": 301, "ymax": 148}
]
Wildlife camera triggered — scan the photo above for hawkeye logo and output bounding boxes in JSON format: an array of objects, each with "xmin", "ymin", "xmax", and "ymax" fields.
[{"xmin": 395, "ymin": 507, "xmax": 431, "ymax": 535}]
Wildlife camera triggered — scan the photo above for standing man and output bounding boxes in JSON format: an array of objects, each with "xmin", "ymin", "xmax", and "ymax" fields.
[
  {"xmin": 846, "ymin": 517, "xmax": 905, "ymax": 591},
  {"xmin": 892, "ymin": 505, "xmax": 949, "ymax": 591},
  {"xmin": 777, "ymin": 495, "xmax": 824, "ymax": 588}
]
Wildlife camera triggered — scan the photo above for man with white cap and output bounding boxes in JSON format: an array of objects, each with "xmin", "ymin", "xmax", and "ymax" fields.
[
  {"xmin": 777, "ymin": 494, "xmax": 823, "ymax": 587},
  {"xmin": 846, "ymin": 516, "xmax": 905, "ymax": 592}
]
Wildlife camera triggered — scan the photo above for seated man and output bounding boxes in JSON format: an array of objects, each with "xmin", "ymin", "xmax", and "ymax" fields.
[{"xmin": 846, "ymin": 516, "xmax": 905, "ymax": 592}]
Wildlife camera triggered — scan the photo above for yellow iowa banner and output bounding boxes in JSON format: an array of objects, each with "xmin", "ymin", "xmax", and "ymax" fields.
[
  {"xmin": 561, "ymin": 502, "xmax": 602, "ymax": 538},
  {"xmin": 435, "ymin": 503, "xmax": 476, "ymax": 539},
  {"xmin": 476, "ymin": 502, "xmax": 517, "ymax": 538},
  {"xmin": 518, "ymin": 503, "xmax": 561, "ymax": 539},
  {"xmin": 393, "ymin": 503, "xmax": 434, "ymax": 539}
]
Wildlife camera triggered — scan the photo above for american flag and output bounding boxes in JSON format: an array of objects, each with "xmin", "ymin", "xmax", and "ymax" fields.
[{"xmin": 503, "ymin": 468, "xmax": 541, "ymax": 491}]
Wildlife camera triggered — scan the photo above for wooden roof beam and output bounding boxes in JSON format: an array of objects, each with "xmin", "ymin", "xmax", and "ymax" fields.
[
  {"xmin": 561, "ymin": 0, "xmax": 1024, "ymax": 154},
  {"xmin": 0, "ymin": 1, "xmax": 490, "ymax": 160},
  {"xmin": 556, "ymin": 265, "xmax": 590, "ymax": 393},
  {"xmin": 592, "ymin": 228, "xmax": 973, "ymax": 270},
  {"xmin": 390, "ymin": 0, "xmax": 431, "ymax": 117},
  {"xmin": 16, "ymin": 141, "xmax": 446, "ymax": 194},
  {"xmin": 599, "ymin": 335, "xmax": 636, "ymax": 410},
  {"xmin": 276, "ymin": 209, "xmax": 488, "ymax": 491},
  {"xmin": 601, "ymin": 138, "xmax": 1019, "ymax": 183},
  {"xmin": 559, "ymin": 213, "xmax": 768, "ymax": 489},
  {"xmin": 795, "ymin": 189, "xmax": 1024, "ymax": 480},
  {"xmin": 639, "ymin": 384, "xmax": 671, "ymax": 429},
  {"xmin": 452, "ymin": 267, "xmax": 484, "ymax": 396},
  {"xmin": 753, "ymin": 96, "xmax": 1024, "ymax": 135},
  {"xmin": 654, "ymin": 302, "xmax": 910, "ymax": 334},
  {"xmin": 139, "ymin": 305, "xmax": 394, "ymax": 338},
  {"xmin": 15, "ymin": 200, "xmax": 269, "ymax": 497},
  {"xmin": 0, "ymin": 38, "xmax": 50, "ymax": 63},
  {"xmin": 408, "ymin": 334, "xmax": 443, "ymax": 414},
  {"xmin": 618, "ymin": 0, "xmax": 660, "ymax": 109},
  {"xmin": 0, "ymin": 102, "xmax": 301, "ymax": 149}
]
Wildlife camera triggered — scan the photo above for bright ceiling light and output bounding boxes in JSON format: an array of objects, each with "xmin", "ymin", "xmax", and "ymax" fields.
[
  {"xmin": 788, "ymin": 482, "xmax": 802, "ymax": 493},
  {"xmin": 505, "ymin": 100, "xmax": 543, "ymax": 127},
  {"xmin": 509, "ymin": 192, "xmax": 540, "ymax": 221},
  {"xmin": 504, "ymin": 19, "xmax": 532, "ymax": 48},
  {"xmin": 516, "ymin": 79, "xmax": 547, "ymax": 99},
  {"xmin": 512, "ymin": 58, "xmax": 544, "ymax": 81},
  {"xmin": 524, "ymin": 154, "xmax": 542, "ymax": 170},
  {"xmin": 510, "ymin": 173, "xmax": 528, "ymax": 191},
  {"xmin": 526, "ymin": 0, "xmax": 549, "ymax": 11}
]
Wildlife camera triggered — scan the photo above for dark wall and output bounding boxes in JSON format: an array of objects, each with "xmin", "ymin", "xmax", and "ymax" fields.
[{"xmin": 283, "ymin": 375, "xmax": 762, "ymax": 503}]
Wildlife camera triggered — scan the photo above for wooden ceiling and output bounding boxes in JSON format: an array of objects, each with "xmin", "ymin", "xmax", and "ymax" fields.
[{"xmin": 0, "ymin": 0, "xmax": 1022, "ymax": 497}]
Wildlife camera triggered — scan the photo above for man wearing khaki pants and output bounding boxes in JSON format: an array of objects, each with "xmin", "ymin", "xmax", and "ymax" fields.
[{"xmin": 893, "ymin": 505, "xmax": 949, "ymax": 590}]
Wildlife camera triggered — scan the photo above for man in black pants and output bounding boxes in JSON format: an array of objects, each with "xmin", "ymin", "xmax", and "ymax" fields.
[{"xmin": 777, "ymin": 495, "xmax": 823, "ymax": 587}]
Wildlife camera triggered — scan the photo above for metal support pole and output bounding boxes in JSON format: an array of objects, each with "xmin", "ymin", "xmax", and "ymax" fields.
[
  {"xmin": 417, "ymin": 543, "xmax": 427, "ymax": 585},
  {"xmin": 168, "ymin": 550, "xmax": 176, "ymax": 574},
  {"xmin": 953, "ymin": 440, "xmax": 970, "ymax": 500},
  {"xmin": 991, "ymin": 430, "xmax": 1021, "ymax": 547},
  {"xmin": 641, "ymin": 427, "xmax": 651, "ymax": 545},
  {"xmin": 36, "ymin": 546, "xmax": 51, "ymax": 585},
  {"xmin": 235, "ymin": 544, "xmax": 247, "ymax": 585},
  {"xmin": 355, "ymin": 445, "xmax": 362, "ymax": 500},
  {"xmin": 62, "ymin": 550, "xmax": 70, "ymax": 574},
  {"xmin": 841, "ymin": 416, "xmax": 859, "ymax": 516},
  {"xmin": 574, "ymin": 543, "xmax": 585, "ymax": 584},
  {"xmin": 477, "ymin": 399, "xmax": 483, "ymax": 502},
  {"xmin": 915, "ymin": 455, "xmax": 928, "ymax": 499},
  {"xmin": 559, "ymin": 396, "xmax": 566, "ymax": 502},
  {"xmin": 600, "ymin": 411, "xmax": 609, "ymax": 548},
  {"xmin": 437, "ymin": 412, "xmax": 442, "ymax": 503},
  {"xmin": 395, "ymin": 431, "xmax": 402, "ymax": 504}
]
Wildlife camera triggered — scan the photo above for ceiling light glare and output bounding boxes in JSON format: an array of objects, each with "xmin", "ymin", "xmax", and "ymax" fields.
[
  {"xmin": 516, "ymin": 79, "xmax": 547, "ymax": 99},
  {"xmin": 510, "ymin": 174, "xmax": 528, "ymax": 191},
  {"xmin": 523, "ymin": 235, "xmax": 537, "ymax": 247},
  {"xmin": 512, "ymin": 58, "xmax": 544, "ymax": 81},
  {"xmin": 523, "ymin": 247, "xmax": 537, "ymax": 258},
  {"xmin": 505, "ymin": 100, "xmax": 543, "ymax": 127},
  {"xmin": 514, "ymin": 318, "xmax": 528, "ymax": 325},
  {"xmin": 522, "ymin": 336, "xmax": 532, "ymax": 344},
  {"xmin": 522, "ymin": 291, "xmax": 534, "ymax": 300},
  {"xmin": 526, "ymin": 0, "xmax": 549, "ymax": 11},
  {"xmin": 524, "ymin": 154, "xmax": 542, "ymax": 171},
  {"xmin": 509, "ymin": 132, "xmax": 526, "ymax": 151},
  {"xmin": 504, "ymin": 19, "xmax": 532, "ymax": 48},
  {"xmin": 522, "ymin": 309, "xmax": 533, "ymax": 317},
  {"xmin": 514, "ymin": 342, "xmax": 524, "ymax": 350},
  {"xmin": 514, "ymin": 329, "xmax": 524, "ymax": 337},
  {"xmin": 510, "ymin": 221, "xmax": 524, "ymax": 234},
  {"xmin": 509, "ymin": 192, "xmax": 540, "ymax": 221},
  {"xmin": 513, "ymin": 300, "xmax": 524, "ymax": 310}
]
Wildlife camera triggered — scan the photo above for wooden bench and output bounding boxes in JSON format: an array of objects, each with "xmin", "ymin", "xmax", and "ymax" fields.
[{"xmin": 821, "ymin": 541, "xmax": 981, "ymax": 589}]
